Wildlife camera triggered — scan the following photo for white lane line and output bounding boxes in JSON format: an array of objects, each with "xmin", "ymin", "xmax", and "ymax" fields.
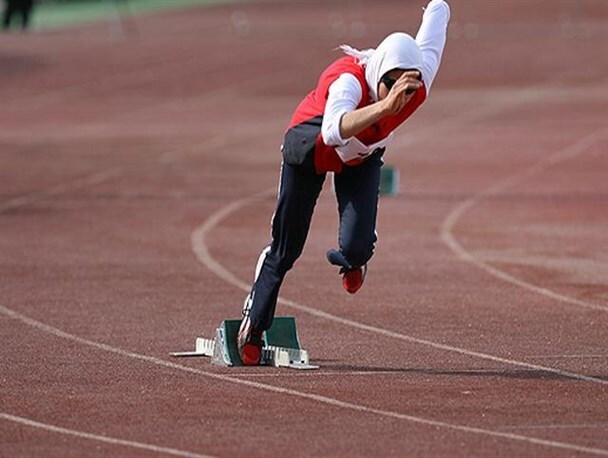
[
  {"xmin": 190, "ymin": 188, "xmax": 608, "ymax": 386},
  {"xmin": 0, "ymin": 135, "xmax": 230, "ymax": 214},
  {"xmin": 0, "ymin": 413, "xmax": 213, "ymax": 458},
  {"xmin": 392, "ymin": 85, "xmax": 568, "ymax": 150},
  {"xmin": 525, "ymin": 355, "xmax": 608, "ymax": 359},
  {"xmin": 220, "ymin": 369, "xmax": 527, "ymax": 378},
  {"xmin": 500, "ymin": 423, "xmax": 608, "ymax": 431},
  {"xmin": 440, "ymin": 131, "xmax": 608, "ymax": 313},
  {"xmin": 2, "ymin": 83, "xmax": 605, "ymax": 454},
  {"xmin": 226, "ymin": 370, "xmax": 420, "ymax": 378},
  {"xmin": 0, "ymin": 168, "xmax": 124, "ymax": 214},
  {"xmin": 1, "ymin": 304, "xmax": 607, "ymax": 456},
  {"xmin": 0, "ymin": 79, "xmax": 572, "ymax": 211}
]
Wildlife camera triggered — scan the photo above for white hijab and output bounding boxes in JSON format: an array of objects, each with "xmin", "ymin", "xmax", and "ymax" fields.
[{"xmin": 340, "ymin": 32, "xmax": 423, "ymax": 102}]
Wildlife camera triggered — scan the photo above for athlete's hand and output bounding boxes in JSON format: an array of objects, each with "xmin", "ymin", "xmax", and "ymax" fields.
[
  {"xmin": 381, "ymin": 71, "xmax": 423, "ymax": 115},
  {"xmin": 339, "ymin": 71, "xmax": 423, "ymax": 140}
]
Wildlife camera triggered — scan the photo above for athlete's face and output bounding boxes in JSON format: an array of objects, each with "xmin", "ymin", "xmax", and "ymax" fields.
[
  {"xmin": 377, "ymin": 69, "xmax": 422, "ymax": 100},
  {"xmin": 377, "ymin": 69, "xmax": 406, "ymax": 100}
]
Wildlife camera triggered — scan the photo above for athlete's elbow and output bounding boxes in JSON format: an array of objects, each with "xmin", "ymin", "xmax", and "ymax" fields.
[
  {"xmin": 321, "ymin": 122, "xmax": 334, "ymax": 146},
  {"xmin": 322, "ymin": 112, "xmax": 350, "ymax": 146}
]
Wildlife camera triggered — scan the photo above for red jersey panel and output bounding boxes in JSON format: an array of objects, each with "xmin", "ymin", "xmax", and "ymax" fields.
[{"xmin": 287, "ymin": 56, "xmax": 427, "ymax": 174}]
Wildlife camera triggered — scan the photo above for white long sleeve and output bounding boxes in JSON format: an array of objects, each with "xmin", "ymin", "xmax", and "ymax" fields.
[
  {"xmin": 416, "ymin": 0, "xmax": 450, "ymax": 92},
  {"xmin": 321, "ymin": 73, "xmax": 362, "ymax": 147}
]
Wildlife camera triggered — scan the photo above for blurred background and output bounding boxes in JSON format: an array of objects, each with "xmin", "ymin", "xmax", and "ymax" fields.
[{"xmin": 3, "ymin": 0, "xmax": 214, "ymax": 32}]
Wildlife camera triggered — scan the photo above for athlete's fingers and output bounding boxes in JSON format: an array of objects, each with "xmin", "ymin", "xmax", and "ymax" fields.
[
  {"xmin": 405, "ymin": 80, "xmax": 423, "ymax": 95},
  {"xmin": 394, "ymin": 90, "xmax": 409, "ymax": 111},
  {"xmin": 384, "ymin": 74, "xmax": 422, "ymax": 113},
  {"xmin": 392, "ymin": 76, "xmax": 423, "ymax": 92},
  {"xmin": 394, "ymin": 79, "xmax": 422, "ymax": 96},
  {"xmin": 397, "ymin": 70, "xmax": 422, "ymax": 81}
]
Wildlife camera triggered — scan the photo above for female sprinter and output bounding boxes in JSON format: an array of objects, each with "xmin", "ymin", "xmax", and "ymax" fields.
[{"xmin": 238, "ymin": 0, "xmax": 451, "ymax": 365}]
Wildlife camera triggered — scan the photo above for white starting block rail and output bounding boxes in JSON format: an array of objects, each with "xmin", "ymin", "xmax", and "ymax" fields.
[
  {"xmin": 170, "ymin": 317, "xmax": 319, "ymax": 370},
  {"xmin": 170, "ymin": 337, "xmax": 215, "ymax": 358}
]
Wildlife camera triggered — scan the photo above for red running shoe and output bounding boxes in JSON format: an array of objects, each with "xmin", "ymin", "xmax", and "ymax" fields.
[
  {"xmin": 342, "ymin": 265, "xmax": 367, "ymax": 294},
  {"xmin": 237, "ymin": 315, "xmax": 264, "ymax": 366}
]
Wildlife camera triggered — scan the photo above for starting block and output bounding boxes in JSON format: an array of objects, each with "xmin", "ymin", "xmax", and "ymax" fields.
[
  {"xmin": 379, "ymin": 166, "xmax": 400, "ymax": 196},
  {"xmin": 171, "ymin": 317, "xmax": 318, "ymax": 370}
]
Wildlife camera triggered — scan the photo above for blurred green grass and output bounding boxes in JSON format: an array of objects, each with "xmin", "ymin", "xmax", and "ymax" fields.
[{"xmin": 32, "ymin": 0, "xmax": 229, "ymax": 30}]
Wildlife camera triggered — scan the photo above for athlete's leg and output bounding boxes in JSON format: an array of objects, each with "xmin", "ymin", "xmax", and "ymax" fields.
[
  {"xmin": 247, "ymin": 161, "xmax": 326, "ymax": 330},
  {"xmin": 333, "ymin": 150, "xmax": 383, "ymax": 269}
]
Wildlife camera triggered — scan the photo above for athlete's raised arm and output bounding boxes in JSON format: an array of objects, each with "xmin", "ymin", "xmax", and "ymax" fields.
[{"xmin": 416, "ymin": 0, "xmax": 451, "ymax": 91}]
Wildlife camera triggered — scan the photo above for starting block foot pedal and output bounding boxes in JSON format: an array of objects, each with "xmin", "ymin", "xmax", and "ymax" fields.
[{"xmin": 171, "ymin": 316, "xmax": 318, "ymax": 370}]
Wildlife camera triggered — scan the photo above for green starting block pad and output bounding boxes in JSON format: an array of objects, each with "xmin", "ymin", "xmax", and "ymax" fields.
[
  {"xmin": 379, "ymin": 166, "xmax": 400, "ymax": 196},
  {"xmin": 170, "ymin": 316, "xmax": 318, "ymax": 370}
]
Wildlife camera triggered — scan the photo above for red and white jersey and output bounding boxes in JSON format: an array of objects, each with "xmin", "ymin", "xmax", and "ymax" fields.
[
  {"xmin": 287, "ymin": 56, "xmax": 427, "ymax": 173},
  {"xmin": 285, "ymin": 0, "xmax": 450, "ymax": 174}
]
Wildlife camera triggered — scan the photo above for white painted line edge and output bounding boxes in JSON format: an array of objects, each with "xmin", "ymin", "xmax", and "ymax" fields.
[
  {"xmin": 440, "ymin": 131, "xmax": 608, "ymax": 313},
  {"xmin": 1, "ymin": 304, "xmax": 607, "ymax": 456},
  {"xmin": 0, "ymin": 413, "xmax": 214, "ymax": 458},
  {"xmin": 191, "ymin": 188, "xmax": 608, "ymax": 386}
]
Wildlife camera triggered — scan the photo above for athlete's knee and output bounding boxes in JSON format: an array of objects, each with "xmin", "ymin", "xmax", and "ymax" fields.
[{"xmin": 270, "ymin": 247, "xmax": 301, "ymax": 274}]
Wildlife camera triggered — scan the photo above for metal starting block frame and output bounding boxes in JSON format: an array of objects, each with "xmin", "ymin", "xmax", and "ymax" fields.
[
  {"xmin": 380, "ymin": 166, "xmax": 400, "ymax": 196},
  {"xmin": 171, "ymin": 317, "xmax": 318, "ymax": 370}
]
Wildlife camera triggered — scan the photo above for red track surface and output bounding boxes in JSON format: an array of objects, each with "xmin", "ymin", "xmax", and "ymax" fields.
[{"xmin": 1, "ymin": 1, "xmax": 607, "ymax": 457}]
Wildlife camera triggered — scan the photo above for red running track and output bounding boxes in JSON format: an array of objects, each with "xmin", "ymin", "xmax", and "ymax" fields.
[{"xmin": 1, "ymin": 1, "xmax": 607, "ymax": 457}]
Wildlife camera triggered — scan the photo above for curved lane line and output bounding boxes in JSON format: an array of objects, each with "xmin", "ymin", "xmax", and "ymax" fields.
[
  {"xmin": 0, "ymin": 168, "xmax": 124, "ymax": 214},
  {"xmin": 1, "ymin": 305, "xmax": 607, "ymax": 456},
  {"xmin": 2, "ymin": 86, "xmax": 606, "ymax": 454},
  {"xmin": 191, "ymin": 189, "xmax": 607, "ymax": 385},
  {"xmin": 440, "ymin": 131, "xmax": 608, "ymax": 313},
  {"xmin": 0, "ymin": 413, "xmax": 213, "ymax": 458},
  {"xmin": 0, "ymin": 135, "xmax": 229, "ymax": 215}
]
